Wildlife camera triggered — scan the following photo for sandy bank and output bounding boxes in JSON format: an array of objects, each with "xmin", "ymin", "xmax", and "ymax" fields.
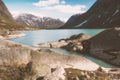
[{"xmin": 0, "ymin": 31, "xmax": 26, "ymax": 39}]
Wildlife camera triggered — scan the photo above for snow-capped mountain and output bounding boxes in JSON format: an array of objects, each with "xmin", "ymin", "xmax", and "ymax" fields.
[
  {"xmin": 15, "ymin": 14, "xmax": 64, "ymax": 29},
  {"xmin": 60, "ymin": 0, "xmax": 120, "ymax": 29}
]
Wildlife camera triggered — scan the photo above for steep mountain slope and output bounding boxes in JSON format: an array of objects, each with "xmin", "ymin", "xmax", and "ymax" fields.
[
  {"xmin": 15, "ymin": 14, "xmax": 64, "ymax": 29},
  {"xmin": 0, "ymin": 0, "xmax": 13, "ymax": 20},
  {"xmin": 0, "ymin": 0, "xmax": 32, "ymax": 32},
  {"xmin": 82, "ymin": 28, "xmax": 120, "ymax": 66},
  {"xmin": 61, "ymin": 0, "xmax": 120, "ymax": 29}
]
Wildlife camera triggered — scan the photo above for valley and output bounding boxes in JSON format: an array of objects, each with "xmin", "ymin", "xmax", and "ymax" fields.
[{"xmin": 0, "ymin": 0, "xmax": 120, "ymax": 80}]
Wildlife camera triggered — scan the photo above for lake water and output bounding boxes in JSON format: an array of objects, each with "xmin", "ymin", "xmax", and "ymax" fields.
[
  {"xmin": 10, "ymin": 29, "xmax": 103, "ymax": 46},
  {"xmin": 10, "ymin": 29, "xmax": 115, "ymax": 68},
  {"xmin": 51, "ymin": 48, "xmax": 115, "ymax": 68}
]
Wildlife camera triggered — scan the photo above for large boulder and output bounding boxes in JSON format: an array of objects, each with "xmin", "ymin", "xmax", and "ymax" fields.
[
  {"xmin": 61, "ymin": 33, "xmax": 91, "ymax": 52},
  {"xmin": 0, "ymin": 40, "xmax": 31, "ymax": 66},
  {"xmin": 83, "ymin": 28, "xmax": 120, "ymax": 66}
]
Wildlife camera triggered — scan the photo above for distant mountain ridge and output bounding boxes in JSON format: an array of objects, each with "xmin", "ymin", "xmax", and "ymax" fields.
[
  {"xmin": 61, "ymin": 0, "xmax": 120, "ymax": 29},
  {"xmin": 15, "ymin": 14, "xmax": 64, "ymax": 29}
]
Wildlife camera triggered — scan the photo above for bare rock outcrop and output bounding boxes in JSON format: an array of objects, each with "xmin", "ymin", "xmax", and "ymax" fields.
[
  {"xmin": 0, "ymin": 40, "xmax": 99, "ymax": 80},
  {"xmin": 61, "ymin": 33, "xmax": 91, "ymax": 52},
  {"xmin": 0, "ymin": 40, "xmax": 31, "ymax": 66},
  {"xmin": 0, "ymin": 37, "xmax": 120, "ymax": 80},
  {"xmin": 38, "ymin": 33, "xmax": 91, "ymax": 52},
  {"xmin": 82, "ymin": 28, "xmax": 120, "ymax": 66}
]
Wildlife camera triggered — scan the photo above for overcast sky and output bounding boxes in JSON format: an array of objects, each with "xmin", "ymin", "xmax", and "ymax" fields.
[{"xmin": 3, "ymin": 0, "xmax": 96, "ymax": 22}]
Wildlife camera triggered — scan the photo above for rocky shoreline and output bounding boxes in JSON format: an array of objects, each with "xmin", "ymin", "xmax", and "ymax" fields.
[
  {"xmin": 0, "ymin": 29, "xmax": 120, "ymax": 80},
  {"xmin": 38, "ymin": 33, "xmax": 91, "ymax": 52},
  {"xmin": 0, "ymin": 32, "xmax": 99, "ymax": 80},
  {"xmin": 82, "ymin": 28, "xmax": 120, "ymax": 67},
  {"xmin": 38, "ymin": 28, "xmax": 120, "ymax": 68},
  {"xmin": 0, "ymin": 39, "xmax": 120, "ymax": 80},
  {"xmin": 0, "ymin": 29, "xmax": 26, "ymax": 39},
  {"xmin": 0, "ymin": 0, "xmax": 120, "ymax": 79},
  {"xmin": 0, "ymin": 39, "xmax": 99, "ymax": 80}
]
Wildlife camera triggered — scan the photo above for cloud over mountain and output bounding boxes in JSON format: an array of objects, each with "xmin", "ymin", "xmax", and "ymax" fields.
[{"xmin": 33, "ymin": 0, "xmax": 86, "ymax": 14}]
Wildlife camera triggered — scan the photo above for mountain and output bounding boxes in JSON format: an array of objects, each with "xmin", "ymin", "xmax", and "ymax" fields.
[
  {"xmin": 61, "ymin": 0, "xmax": 120, "ymax": 29},
  {"xmin": 0, "ymin": 0, "xmax": 33, "ymax": 32},
  {"xmin": 15, "ymin": 14, "xmax": 64, "ymax": 29},
  {"xmin": 0, "ymin": 0, "xmax": 13, "ymax": 21},
  {"xmin": 82, "ymin": 28, "xmax": 120, "ymax": 66}
]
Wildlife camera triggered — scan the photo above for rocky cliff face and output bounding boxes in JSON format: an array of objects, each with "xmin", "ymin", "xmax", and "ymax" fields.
[
  {"xmin": 61, "ymin": 0, "xmax": 120, "ymax": 29},
  {"xmin": 15, "ymin": 14, "xmax": 64, "ymax": 29},
  {"xmin": 83, "ymin": 28, "xmax": 120, "ymax": 66}
]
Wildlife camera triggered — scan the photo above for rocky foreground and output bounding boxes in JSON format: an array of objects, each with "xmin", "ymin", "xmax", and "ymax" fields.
[
  {"xmin": 0, "ymin": 39, "xmax": 98, "ymax": 80},
  {"xmin": 0, "ymin": 38, "xmax": 120, "ymax": 80}
]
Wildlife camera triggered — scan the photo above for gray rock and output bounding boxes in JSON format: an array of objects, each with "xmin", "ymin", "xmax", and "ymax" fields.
[{"xmin": 83, "ymin": 28, "xmax": 120, "ymax": 66}]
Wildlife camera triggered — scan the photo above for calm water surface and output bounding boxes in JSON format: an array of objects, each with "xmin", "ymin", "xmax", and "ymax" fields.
[
  {"xmin": 10, "ymin": 29, "xmax": 116, "ymax": 68},
  {"xmin": 10, "ymin": 29, "xmax": 103, "ymax": 46}
]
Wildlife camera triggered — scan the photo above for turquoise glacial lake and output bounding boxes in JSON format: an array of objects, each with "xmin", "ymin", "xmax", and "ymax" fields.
[
  {"xmin": 10, "ymin": 29, "xmax": 103, "ymax": 46},
  {"xmin": 10, "ymin": 29, "xmax": 116, "ymax": 68}
]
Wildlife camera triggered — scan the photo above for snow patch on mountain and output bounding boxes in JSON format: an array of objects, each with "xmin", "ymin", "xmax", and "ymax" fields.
[
  {"xmin": 15, "ymin": 13, "xmax": 64, "ymax": 29},
  {"xmin": 112, "ymin": 9, "xmax": 119, "ymax": 16},
  {"xmin": 75, "ymin": 20, "xmax": 88, "ymax": 28}
]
